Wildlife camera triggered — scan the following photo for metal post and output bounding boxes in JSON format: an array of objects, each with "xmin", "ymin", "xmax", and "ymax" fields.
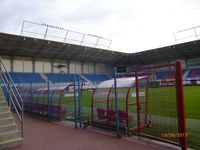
[
  {"xmin": 108, "ymin": 39, "xmax": 112, "ymax": 49},
  {"xmin": 135, "ymin": 69, "xmax": 141, "ymax": 135},
  {"xmin": 8, "ymin": 79, "xmax": 11, "ymax": 110},
  {"xmin": 18, "ymin": 83, "xmax": 21, "ymax": 95},
  {"xmin": 30, "ymin": 82, "xmax": 33, "ymax": 115},
  {"xmin": 114, "ymin": 68, "xmax": 120, "ymax": 138},
  {"xmin": 20, "ymin": 20, "xmax": 25, "ymax": 35},
  {"xmin": 47, "ymin": 80, "xmax": 51, "ymax": 121},
  {"xmin": 78, "ymin": 75, "xmax": 82, "ymax": 128},
  {"xmin": 20, "ymin": 82, "xmax": 24, "ymax": 138},
  {"xmin": 80, "ymin": 34, "xmax": 85, "ymax": 44},
  {"xmin": 194, "ymin": 28, "xmax": 198, "ymax": 40},
  {"xmin": 63, "ymin": 30, "xmax": 69, "ymax": 43},
  {"xmin": 44, "ymin": 26, "xmax": 49, "ymax": 39},
  {"xmin": 73, "ymin": 75, "xmax": 77, "ymax": 128},
  {"xmin": 175, "ymin": 61, "xmax": 187, "ymax": 150}
]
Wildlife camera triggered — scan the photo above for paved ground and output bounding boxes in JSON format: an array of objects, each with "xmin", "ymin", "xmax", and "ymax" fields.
[{"xmin": 10, "ymin": 114, "xmax": 163, "ymax": 150}]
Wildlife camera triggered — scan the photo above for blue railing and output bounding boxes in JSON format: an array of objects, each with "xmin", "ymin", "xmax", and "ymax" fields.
[{"xmin": 0, "ymin": 57, "xmax": 24, "ymax": 138}]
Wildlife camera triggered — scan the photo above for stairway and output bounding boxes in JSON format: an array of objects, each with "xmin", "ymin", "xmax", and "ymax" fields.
[
  {"xmin": 183, "ymin": 69, "xmax": 190, "ymax": 80},
  {"xmin": 0, "ymin": 88, "xmax": 23, "ymax": 149},
  {"xmin": 79, "ymin": 74, "xmax": 92, "ymax": 83},
  {"xmin": 39, "ymin": 73, "xmax": 51, "ymax": 83}
]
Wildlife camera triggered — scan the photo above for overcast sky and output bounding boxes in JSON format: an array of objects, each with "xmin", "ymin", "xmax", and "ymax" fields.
[{"xmin": 0, "ymin": 0, "xmax": 200, "ymax": 53}]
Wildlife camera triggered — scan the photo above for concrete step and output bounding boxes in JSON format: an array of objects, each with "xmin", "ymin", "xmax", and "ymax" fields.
[
  {"xmin": 0, "ymin": 112, "xmax": 12, "ymax": 119},
  {"xmin": 0, "ymin": 130, "xmax": 20, "ymax": 142},
  {"xmin": 0, "ymin": 95, "xmax": 5, "ymax": 99},
  {"xmin": 0, "ymin": 101, "xmax": 7, "ymax": 106},
  {"xmin": 0, "ymin": 137, "xmax": 23, "ymax": 149},
  {"xmin": 0, "ymin": 117, "xmax": 14, "ymax": 126},
  {"xmin": 0, "ymin": 124, "xmax": 17, "ymax": 133},
  {"xmin": 0, "ymin": 106, "xmax": 9, "ymax": 113},
  {"xmin": 0, "ymin": 96, "xmax": 6, "ymax": 100},
  {"xmin": 0, "ymin": 98, "xmax": 6, "ymax": 103}
]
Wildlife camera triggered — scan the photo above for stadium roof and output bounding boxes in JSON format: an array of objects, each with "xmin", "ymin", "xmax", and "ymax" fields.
[{"xmin": 0, "ymin": 32, "xmax": 200, "ymax": 66}]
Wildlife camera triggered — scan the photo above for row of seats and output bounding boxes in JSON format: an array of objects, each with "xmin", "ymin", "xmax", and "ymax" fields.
[
  {"xmin": 24, "ymin": 101, "xmax": 67, "ymax": 114},
  {"xmin": 96, "ymin": 108, "xmax": 133, "ymax": 122},
  {"xmin": 187, "ymin": 68, "xmax": 200, "ymax": 78},
  {"xmin": 5, "ymin": 68, "xmax": 200, "ymax": 84},
  {"xmin": 155, "ymin": 71, "xmax": 175, "ymax": 80},
  {"xmin": 44, "ymin": 73, "xmax": 83, "ymax": 83},
  {"xmin": 83, "ymin": 74, "xmax": 111, "ymax": 83},
  {"xmin": 147, "ymin": 68, "xmax": 200, "ymax": 80},
  {"xmin": 7, "ymin": 72, "xmax": 110, "ymax": 83},
  {"xmin": 9, "ymin": 72, "xmax": 45, "ymax": 83}
]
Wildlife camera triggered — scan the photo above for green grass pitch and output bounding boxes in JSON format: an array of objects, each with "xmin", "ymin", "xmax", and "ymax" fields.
[
  {"xmin": 79, "ymin": 86, "xmax": 200, "ymax": 149},
  {"xmin": 41, "ymin": 85, "xmax": 199, "ymax": 149}
]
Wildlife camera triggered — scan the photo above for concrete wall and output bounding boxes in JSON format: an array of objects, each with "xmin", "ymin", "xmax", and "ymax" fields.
[
  {"xmin": 53, "ymin": 62, "xmax": 61, "ymax": 73},
  {"xmin": 1, "ymin": 57, "xmax": 11, "ymax": 72},
  {"xmin": 0, "ymin": 55, "xmax": 113, "ymax": 74},
  {"xmin": 83, "ymin": 63, "xmax": 94, "ymax": 74},
  {"xmin": 23, "ymin": 59, "xmax": 33, "ymax": 72},
  {"xmin": 69, "ymin": 62, "xmax": 76, "ymax": 73},
  {"xmin": 12, "ymin": 57, "xmax": 33, "ymax": 72},
  {"xmin": 35, "ymin": 60, "xmax": 43, "ymax": 73},
  {"xmin": 43, "ymin": 61, "xmax": 51, "ymax": 73},
  {"xmin": 13, "ymin": 58, "xmax": 23, "ymax": 72},
  {"xmin": 83, "ymin": 63, "xmax": 89, "ymax": 74},
  {"xmin": 96, "ymin": 63, "xmax": 106, "ymax": 74}
]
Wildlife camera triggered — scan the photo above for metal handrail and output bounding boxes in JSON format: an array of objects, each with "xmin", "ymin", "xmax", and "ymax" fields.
[
  {"xmin": 1, "ymin": 72, "xmax": 22, "ymax": 110},
  {"xmin": 0, "ymin": 58, "xmax": 23, "ymax": 102},
  {"xmin": 0, "ymin": 57, "xmax": 24, "ymax": 138},
  {"xmin": 0, "ymin": 73, "xmax": 22, "ymax": 121}
]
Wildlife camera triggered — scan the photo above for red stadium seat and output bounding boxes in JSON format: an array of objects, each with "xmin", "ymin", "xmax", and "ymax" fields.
[
  {"xmin": 96, "ymin": 108, "xmax": 107, "ymax": 119},
  {"xmin": 107, "ymin": 109, "xmax": 116, "ymax": 121},
  {"xmin": 118, "ymin": 110, "xmax": 133, "ymax": 122}
]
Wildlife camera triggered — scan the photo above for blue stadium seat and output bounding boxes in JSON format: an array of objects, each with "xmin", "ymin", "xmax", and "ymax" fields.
[
  {"xmin": 83, "ymin": 74, "xmax": 111, "ymax": 83},
  {"xmin": 9, "ymin": 72, "xmax": 45, "ymax": 83},
  {"xmin": 187, "ymin": 68, "xmax": 200, "ymax": 80},
  {"xmin": 45, "ymin": 73, "xmax": 85, "ymax": 83}
]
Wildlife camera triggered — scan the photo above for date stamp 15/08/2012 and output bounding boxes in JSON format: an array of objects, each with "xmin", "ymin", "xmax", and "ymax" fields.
[{"xmin": 161, "ymin": 133, "xmax": 188, "ymax": 138}]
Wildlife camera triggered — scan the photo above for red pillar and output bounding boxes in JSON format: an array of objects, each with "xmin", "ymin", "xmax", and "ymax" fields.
[{"xmin": 175, "ymin": 60, "xmax": 187, "ymax": 150}]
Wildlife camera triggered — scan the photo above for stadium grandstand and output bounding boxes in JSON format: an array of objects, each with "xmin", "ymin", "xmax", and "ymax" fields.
[
  {"xmin": 0, "ymin": 32, "xmax": 200, "ymax": 84},
  {"xmin": 0, "ymin": 28, "xmax": 200, "ymax": 150}
]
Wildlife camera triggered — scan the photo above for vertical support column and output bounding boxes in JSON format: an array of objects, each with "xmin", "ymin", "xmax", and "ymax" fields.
[
  {"xmin": 51, "ymin": 59, "xmax": 54, "ymax": 73},
  {"xmin": 18, "ymin": 83, "xmax": 21, "ymax": 94},
  {"xmin": 175, "ymin": 60, "xmax": 187, "ymax": 150},
  {"xmin": 114, "ymin": 68, "xmax": 120, "ymax": 138},
  {"xmin": 78, "ymin": 75, "xmax": 82, "ymax": 128},
  {"xmin": 32, "ymin": 58, "xmax": 36, "ymax": 73},
  {"xmin": 93, "ymin": 63, "xmax": 96, "ymax": 74},
  {"xmin": 73, "ymin": 75, "xmax": 77, "ymax": 128},
  {"xmin": 47, "ymin": 79, "xmax": 51, "ymax": 121},
  {"xmin": 67, "ymin": 62, "xmax": 70, "ymax": 74},
  {"xmin": 135, "ymin": 69, "xmax": 141, "ymax": 135},
  {"xmin": 10, "ymin": 56, "xmax": 14, "ymax": 73},
  {"xmin": 81, "ymin": 62, "xmax": 84, "ymax": 74},
  {"xmin": 8, "ymin": 79, "xmax": 11, "ymax": 109}
]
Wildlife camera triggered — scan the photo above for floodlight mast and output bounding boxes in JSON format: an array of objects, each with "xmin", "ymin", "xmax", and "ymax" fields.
[
  {"xmin": 174, "ymin": 25, "xmax": 200, "ymax": 43},
  {"xmin": 20, "ymin": 20, "xmax": 112, "ymax": 49}
]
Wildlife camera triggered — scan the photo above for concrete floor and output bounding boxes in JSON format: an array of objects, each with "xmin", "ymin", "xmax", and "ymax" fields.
[{"xmin": 10, "ymin": 114, "xmax": 162, "ymax": 150}]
